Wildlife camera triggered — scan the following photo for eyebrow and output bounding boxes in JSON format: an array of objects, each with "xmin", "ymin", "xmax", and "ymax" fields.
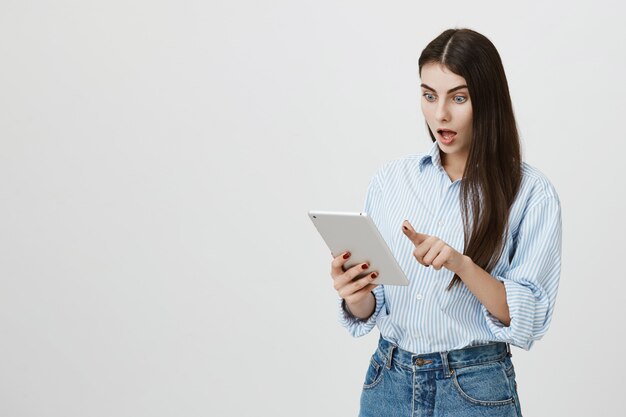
[{"xmin": 420, "ymin": 83, "xmax": 468, "ymax": 94}]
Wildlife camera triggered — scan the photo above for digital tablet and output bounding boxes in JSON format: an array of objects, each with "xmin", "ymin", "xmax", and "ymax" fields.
[{"xmin": 308, "ymin": 210, "xmax": 409, "ymax": 286}]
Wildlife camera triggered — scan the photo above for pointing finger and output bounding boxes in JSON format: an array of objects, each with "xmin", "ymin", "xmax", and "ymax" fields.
[{"xmin": 402, "ymin": 219, "xmax": 429, "ymax": 246}]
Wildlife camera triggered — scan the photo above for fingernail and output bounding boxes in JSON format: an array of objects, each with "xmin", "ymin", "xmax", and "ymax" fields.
[
  {"xmin": 371, "ymin": 272, "xmax": 378, "ymax": 279},
  {"xmin": 402, "ymin": 225, "xmax": 408, "ymax": 231},
  {"xmin": 343, "ymin": 252, "xmax": 351, "ymax": 259},
  {"xmin": 361, "ymin": 263, "xmax": 368, "ymax": 269}
]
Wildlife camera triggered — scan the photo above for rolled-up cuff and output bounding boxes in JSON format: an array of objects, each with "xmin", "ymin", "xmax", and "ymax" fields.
[
  {"xmin": 481, "ymin": 279, "xmax": 536, "ymax": 350},
  {"xmin": 337, "ymin": 286, "xmax": 385, "ymax": 338}
]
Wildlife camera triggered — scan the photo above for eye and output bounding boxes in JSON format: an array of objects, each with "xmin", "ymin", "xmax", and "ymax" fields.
[
  {"xmin": 454, "ymin": 95, "xmax": 467, "ymax": 103},
  {"xmin": 422, "ymin": 93, "xmax": 435, "ymax": 102}
]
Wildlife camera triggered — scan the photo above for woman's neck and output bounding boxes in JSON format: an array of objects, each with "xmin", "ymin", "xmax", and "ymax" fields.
[{"xmin": 441, "ymin": 151, "xmax": 467, "ymax": 182}]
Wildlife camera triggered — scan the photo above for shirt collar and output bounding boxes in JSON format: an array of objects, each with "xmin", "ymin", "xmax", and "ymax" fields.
[{"xmin": 418, "ymin": 140, "xmax": 444, "ymax": 173}]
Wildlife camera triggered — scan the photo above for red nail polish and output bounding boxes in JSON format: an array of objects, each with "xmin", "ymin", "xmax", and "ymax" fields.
[
  {"xmin": 371, "ymin": 272, "xmax": 378, "ymax": 279},
  {"xmin": 362, "ymin": 263, "xmax": 368, "ymax": 269},
  {"xmin": 343, "ymin": 252, "xmax": 351, "ymax": 259},
  {"xmin": 403, "ymin": 225, "xmax": 408, "ymax": 231}
]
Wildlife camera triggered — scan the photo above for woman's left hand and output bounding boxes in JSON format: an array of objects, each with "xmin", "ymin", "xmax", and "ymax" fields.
[{"xmin": 401, "ymin": 219, "xmax": 468, "ymax": 274}]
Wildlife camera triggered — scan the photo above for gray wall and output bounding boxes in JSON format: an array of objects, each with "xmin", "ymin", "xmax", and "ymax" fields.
[{"xmin": 1, "ymin": 1, "xmax": 623, "ymax": 416}]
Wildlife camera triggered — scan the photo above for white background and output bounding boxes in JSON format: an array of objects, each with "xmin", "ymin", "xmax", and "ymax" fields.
[{"xmin": 1, "ymin": 1, "xmax": 624, "ymax": 416}]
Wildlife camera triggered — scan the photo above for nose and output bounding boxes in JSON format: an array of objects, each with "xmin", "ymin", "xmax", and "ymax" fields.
[{"xmin": 435, "ymin": 100, "xmax": 450, "ymax": 122}]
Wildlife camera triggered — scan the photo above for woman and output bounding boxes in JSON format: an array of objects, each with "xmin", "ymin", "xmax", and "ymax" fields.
[{"xmin": 330, "ymin": 28, "xmax": 561, "ymax": 417}]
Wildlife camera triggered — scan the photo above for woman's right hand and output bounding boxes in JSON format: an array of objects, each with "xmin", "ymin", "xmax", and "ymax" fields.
[{"xmin": 330, "ymin": 251, "xmax": 378, "ymax": 319}]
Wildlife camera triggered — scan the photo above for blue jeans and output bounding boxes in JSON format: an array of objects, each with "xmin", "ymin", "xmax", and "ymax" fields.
[{"xmin": 359, "ymin": 336, "xmax": 522, "ymax": 417}]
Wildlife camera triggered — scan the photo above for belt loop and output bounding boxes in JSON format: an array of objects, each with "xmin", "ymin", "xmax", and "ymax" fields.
[
  {"xmin": 506, "ymin": 343, "xmax": 512, "ymax": 357},
  {"xmin": 440, "ymin": 351, "xmax": 452, "ymax": 378},
  {"xmin": 386, "ymin": 344, "xmax": 396, "ymax": 369}
]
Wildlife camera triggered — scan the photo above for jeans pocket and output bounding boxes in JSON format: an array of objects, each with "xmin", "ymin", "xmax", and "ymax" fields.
[
  {"xmin": 503, "ymin": 356, "xmax": 523, "ymax": 416},
  {"xmin": 503, "ymin": 356, "xmax": 520, "ymax": 394},
  {"xmin": 451, "ymin": 360, "xmax": 515, "ymax": 406},
  {"xmin": 503, "ymin": 355, "xmax": 515, "ymax": 377},
  {"xmin": 362, "ymin": 351, "xmax": 385, "ymax": 389}
]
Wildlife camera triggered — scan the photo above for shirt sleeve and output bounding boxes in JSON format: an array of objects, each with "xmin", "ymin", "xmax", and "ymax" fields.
[
  {"xmin": 338, "ymin": 168, "xmax": 387, "ymax": 337},
  {"xmin": 481, "ymin": 196, "xmax": 562, "ymax": 350}
]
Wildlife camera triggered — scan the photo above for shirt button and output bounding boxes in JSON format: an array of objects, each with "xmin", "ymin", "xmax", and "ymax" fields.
[{"xmin": 416, "ymin": 293, "xmax": 423, "ymax": 300}]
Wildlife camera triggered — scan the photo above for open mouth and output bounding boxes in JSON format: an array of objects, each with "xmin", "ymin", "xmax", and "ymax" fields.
[{"xmin": 437, "ymin": 129, "xmax": 457, "ymax": 143}]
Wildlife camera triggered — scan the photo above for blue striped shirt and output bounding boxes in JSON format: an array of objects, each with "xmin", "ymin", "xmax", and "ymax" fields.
[{"xmin": 339, "ymin": 141, "xmax": 562, "ymax": 353}]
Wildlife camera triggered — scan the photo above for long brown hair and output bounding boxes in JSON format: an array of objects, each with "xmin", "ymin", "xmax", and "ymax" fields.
[{"xmin": 418, "ymin": 28, "xmax": 522, "ymax": 290}]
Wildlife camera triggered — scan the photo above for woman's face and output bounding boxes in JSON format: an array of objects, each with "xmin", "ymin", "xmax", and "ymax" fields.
[{"xmin": 420, "ymin": 62, "xmax": 473, "ymax": 164}]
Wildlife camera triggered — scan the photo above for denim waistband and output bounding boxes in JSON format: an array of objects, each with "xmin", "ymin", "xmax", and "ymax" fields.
[{"xmin": 376, "ymin": 335, "xmax": 511, "ymax": 374}]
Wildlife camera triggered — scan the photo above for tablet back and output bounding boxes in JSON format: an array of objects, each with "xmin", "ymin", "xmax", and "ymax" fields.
[{"xmin": 308, "ymin": 210, "xmax": 409, "ymax": 286}]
